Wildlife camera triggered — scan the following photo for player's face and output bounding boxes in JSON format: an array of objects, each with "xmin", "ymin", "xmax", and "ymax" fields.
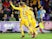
[{"xmin": 21, "ymin": 4, "xmax": 25, "ymax": 7}]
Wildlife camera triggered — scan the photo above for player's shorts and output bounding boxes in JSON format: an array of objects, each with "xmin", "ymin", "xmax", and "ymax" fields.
[
  {"xmin": 20, "ymin": 19, "xmax": 29, "ymax": 27},
  {"xmin": 39, "ymin": 22, "xmax": 44, "ymax": 29},
  {"xmin": 31, "ymin": 18, "xmax": 36, "ymax": 27},
  {"xmin": 37, "ymin": 18, "xmax": 41, "ymax": 23}
]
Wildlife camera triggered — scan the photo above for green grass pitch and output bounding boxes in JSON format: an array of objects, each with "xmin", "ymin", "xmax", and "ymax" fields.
[{"xmin": 0, "ymin": 33, "xmax": 52, "ymax": 39}]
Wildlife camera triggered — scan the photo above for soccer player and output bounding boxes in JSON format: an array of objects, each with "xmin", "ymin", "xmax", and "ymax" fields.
[
  {"xmin": 10, "ymin": 1, "xmax": 38, "ymax": 38},
  {"xmin": 37, "ymin": 6, "xmax": 46, "ymax": 33},
  {"xmin": 10, "ymin": 1, "xmax": 34, "ymax": 37},
  {"xmin": 26, "ymin": 10, "xmax": 38, "ymax": 38}
]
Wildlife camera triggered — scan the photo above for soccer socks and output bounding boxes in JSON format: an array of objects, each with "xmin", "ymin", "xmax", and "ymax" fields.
[{"xmin": 20, "ymin": 26, "xmax": 25, "ymax": 37}]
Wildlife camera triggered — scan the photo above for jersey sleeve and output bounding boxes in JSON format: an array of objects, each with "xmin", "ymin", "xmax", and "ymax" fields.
[
  {"xmin": 28, "ymin": 7, "xmax": 33, "ymax": 10},
  {"xmin": 25, "ymin": 5, "xmax": 33, "ymax": 10}
]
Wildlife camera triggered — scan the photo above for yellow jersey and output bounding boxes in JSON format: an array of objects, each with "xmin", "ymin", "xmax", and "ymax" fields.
[{"xmin": 10, "ymin": 2, "xmax": 31, "ymax": 19}]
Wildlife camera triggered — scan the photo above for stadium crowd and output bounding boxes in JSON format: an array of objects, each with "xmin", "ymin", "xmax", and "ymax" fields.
[{"xmin": 0, "ymin": 0, "xmax": 52, "ymax": 21}]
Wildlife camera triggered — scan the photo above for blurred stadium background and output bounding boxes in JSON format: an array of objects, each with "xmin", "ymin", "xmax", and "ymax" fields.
[{"xmin": 0, "ymin": 0, "xmax": 52, "ymax": 39}]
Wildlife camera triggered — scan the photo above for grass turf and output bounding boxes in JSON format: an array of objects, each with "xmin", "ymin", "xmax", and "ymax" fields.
[{"xmin": 0, "ymin": 33, "xmax": 52, "ymax": 39}]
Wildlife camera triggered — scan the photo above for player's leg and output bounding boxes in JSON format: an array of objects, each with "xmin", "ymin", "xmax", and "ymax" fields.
[
  {"xmin": 24, "ymin": 20, "xmax": 33, "ymax": 35},
  {"xmin": 33, "ymin": 28, "xmax": 38, "ymax": 37},
  {"xmin": 39, "ymin": 22, "xmax": 44, "ymax": 33},
  {"xmin": 31, "ymin": 19, "xmax": 37, "ymax": 38},
  {"xmin": 28, "ymin": 26, "xmax": 33, "ymax": 35},
  {"xmin": 27, "ymin": 17, "xmax": 35, "ymax": 37},
  {"xmin": 27, "ymin": 17, "xmax": 34, "ymax": 35},
  {"xmin": 28, "ymin": 21, "xmax": 34, "ymax": 35},
  {"xmin": 20, "ymin": 20, "xmax": 25, "ymax": 37}
]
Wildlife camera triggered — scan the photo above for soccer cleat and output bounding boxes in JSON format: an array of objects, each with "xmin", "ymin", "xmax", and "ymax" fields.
[
  {"xmin": 32, "ymin": 33, "xmax": 35, "ymax": 38},
  {"xmin": 36, "ymin": 25, "xmax": 39, "ymax": 28},
  {"xmin": 21, "ymin": 35, "xmax": 25, "ymax": 38}
]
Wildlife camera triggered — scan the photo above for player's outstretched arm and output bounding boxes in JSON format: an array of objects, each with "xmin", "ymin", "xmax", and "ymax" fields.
[
  {"xmin": 27, "ymin": 6, "xmax": 33, "ymax": 10},
  {"xmin": 10, "ymin": 1, "xmax": 20, "ymax": 10}
]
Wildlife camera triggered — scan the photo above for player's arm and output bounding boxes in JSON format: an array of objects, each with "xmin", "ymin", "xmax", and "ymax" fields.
[
  {"xmin": 28, "ymin": 6, "xmax": 33, "ymax": 10},
  {"xmin": 31, "ymin": 12, "xmax": 35, "ymax": 18},
  {"xmin": 10, "ymin": 1, "xmax": 20, "ymax": 10},
  {"xmin": 25, "ymin": 5, "xmax": 33, "ymax": 10},
  {"xmin": 29, "ymin": 7, "xmax": 33, "ymax": 10}
]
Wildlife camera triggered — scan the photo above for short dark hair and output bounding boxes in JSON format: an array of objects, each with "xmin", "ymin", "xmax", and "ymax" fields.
[{"xmin": 20, "ymin": 2, "xmax": 25, "ymax": 6}]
